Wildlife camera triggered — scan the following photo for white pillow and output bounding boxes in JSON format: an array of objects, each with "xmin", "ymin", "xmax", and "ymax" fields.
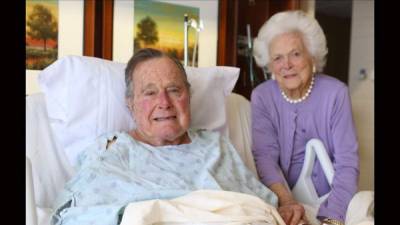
[{"xmin": 38, "ymin": 55, "xmax": 239, "ymax": 166}]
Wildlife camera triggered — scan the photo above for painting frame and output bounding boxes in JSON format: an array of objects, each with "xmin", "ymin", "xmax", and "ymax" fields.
[
  {"xmin": 26, "ymin": 0, "xmax": 84, "ymax": 95},
  {"xmin": 112, "ymin": 0, "xmax": 218, "ymax": 67}
]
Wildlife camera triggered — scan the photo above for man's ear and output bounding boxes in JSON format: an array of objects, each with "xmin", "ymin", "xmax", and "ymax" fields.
[{"xmin": 126, "ymin": 97, "xmax": 134, "ymax": 112}]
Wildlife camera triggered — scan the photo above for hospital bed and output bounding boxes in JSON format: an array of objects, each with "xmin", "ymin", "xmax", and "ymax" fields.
[{"xmin": 26, "ymin": 56, "xmax": 374, "ymax": 225}]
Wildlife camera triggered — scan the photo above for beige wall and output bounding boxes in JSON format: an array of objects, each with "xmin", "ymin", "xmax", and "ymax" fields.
[
  {"xmin": 348, "ymin": 0, "xmax": 374, "ymax": 191},
  {"xmin": 26, "ymin": 70, "xmax": 41, "ymax": 95}
]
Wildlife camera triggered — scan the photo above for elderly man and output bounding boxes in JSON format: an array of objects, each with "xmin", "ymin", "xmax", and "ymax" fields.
[{"xmin": 50, "ymin": 48, "xmax": 279, "ymax": 225}]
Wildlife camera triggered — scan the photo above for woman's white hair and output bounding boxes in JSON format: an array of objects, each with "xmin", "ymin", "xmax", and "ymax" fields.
[{"xmin": 253, "ymin": 10, "xmax": 328, "ymax": 72}]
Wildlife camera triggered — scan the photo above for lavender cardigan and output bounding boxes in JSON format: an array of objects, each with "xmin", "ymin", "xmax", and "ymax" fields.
[{"xmin": 251, "ymin": 74, "xmax": 359, "ymax": 222}]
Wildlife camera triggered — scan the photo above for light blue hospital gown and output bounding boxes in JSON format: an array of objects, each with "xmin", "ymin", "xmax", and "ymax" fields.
[{"xmin": 52, "ymin": 129, "xmax": 278, "ymax": 225}]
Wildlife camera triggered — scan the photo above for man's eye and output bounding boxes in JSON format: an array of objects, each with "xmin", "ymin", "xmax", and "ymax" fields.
[
  {"xmin": 168, "ymin": 87, "xmax": 180, "ymax": 93},
  {"xmin": 273, "ymin": 56, "xmax": 281, "ymax": 62},
  {"xmin": 144, "ymin": 91, "xmax": 156, "ymax": 96},
  {"xmin": 293, "ymin": 51, "xmax": 301, "ymax": 57}
]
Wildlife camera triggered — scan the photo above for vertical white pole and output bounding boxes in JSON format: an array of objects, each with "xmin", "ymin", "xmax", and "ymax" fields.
[
  {"xmin": 247, "ymin": 24, "xmax": 255, "ymax": 87},
  {"xmin": 246, "ymin": 24, "xmax": 252, "ymax": 49},
  {"xmin": 192, "ymin": 30, "xmax": 198, "ymax": 67}
]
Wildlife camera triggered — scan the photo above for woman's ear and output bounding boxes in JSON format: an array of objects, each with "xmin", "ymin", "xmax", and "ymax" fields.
[{"xmin": 311, "ymin": 58, "xmax": 317, "ymax": 73}]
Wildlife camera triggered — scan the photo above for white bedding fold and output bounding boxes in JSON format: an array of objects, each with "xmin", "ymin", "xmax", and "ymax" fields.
[{"xmin": 120, "ymin": 190, "xmax": 285, "ymax": 225}]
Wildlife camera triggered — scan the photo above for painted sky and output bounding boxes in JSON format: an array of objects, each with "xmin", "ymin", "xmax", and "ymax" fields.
[{"xmin": 134, "ymin": 0, "xmax": 199, "ymax": 49}]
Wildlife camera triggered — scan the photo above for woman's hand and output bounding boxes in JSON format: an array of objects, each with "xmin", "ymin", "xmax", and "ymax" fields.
[
  {"xmin": 269, "ymin": 183, "xmax": 309, "ymax": 225},
  {"xmin": 278, "ymin": 199, "xmax": 308, "ymax": 225}
]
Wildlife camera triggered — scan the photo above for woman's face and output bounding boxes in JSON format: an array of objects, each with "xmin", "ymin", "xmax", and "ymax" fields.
[
  {"xmin": 268, "ymin": 32, "xmax": 314, "ymax": 94},
  {"xmin": 127, "ymin": 57, "xmax": 190, "ymax": 145}
]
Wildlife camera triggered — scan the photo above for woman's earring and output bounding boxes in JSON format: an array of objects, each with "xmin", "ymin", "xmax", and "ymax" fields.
[
  {"xmin": 271, "ymin": 73, "xmax": 276, "ymax": 80},
  {"xmin": 312, "ymin": 65, "xmax": 316, "ymax": 74}
]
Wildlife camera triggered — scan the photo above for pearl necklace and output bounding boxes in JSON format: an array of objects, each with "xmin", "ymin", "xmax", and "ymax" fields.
[{"xmin": 281, "ymin": 76, "xmax": 315, "ymax": 104}]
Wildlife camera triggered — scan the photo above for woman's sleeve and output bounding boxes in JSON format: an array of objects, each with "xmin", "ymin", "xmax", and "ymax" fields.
[
  {"xmin": 251, "ymin": 90, "xmax": 286, "ymax": 187},
  {"xmin": 317, "ymin": 85, "xmax": 359, "ymax": 222}
]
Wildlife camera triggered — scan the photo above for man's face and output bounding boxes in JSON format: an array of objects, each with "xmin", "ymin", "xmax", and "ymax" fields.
[{"xmin": 128, "ymin": 57, "xmax": 190, "ymax": 145}]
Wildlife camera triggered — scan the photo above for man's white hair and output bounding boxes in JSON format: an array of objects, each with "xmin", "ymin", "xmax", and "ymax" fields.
[{"xmin": 253, "ymin": 10, "xmax": 328, "ymax": 72}]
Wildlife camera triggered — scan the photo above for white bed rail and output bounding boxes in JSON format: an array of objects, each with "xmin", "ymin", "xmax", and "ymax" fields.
[
  {"xmin": 292, "ymin": 138, "xmax": 335, "ymax": 207},
  {"xmin": 26, "ymin": 157, "xmax": 38, "ymax": 225}
]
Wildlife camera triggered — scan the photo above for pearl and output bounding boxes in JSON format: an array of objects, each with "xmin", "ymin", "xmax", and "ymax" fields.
[{"xmin": 281, "ymin": 76, "xmax": 315, "ymax": 104}]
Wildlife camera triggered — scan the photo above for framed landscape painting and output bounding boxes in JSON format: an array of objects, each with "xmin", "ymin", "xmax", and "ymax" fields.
[
  {"xmin": 133, "ymin": 0, "xmax": 199, "ymax": 65},
  {"xmin": 26, "ymin": 0, "xmax": 84, "ymax": 95},
  {"xmin": 26, "ymin": 0, "xmax": 58, "ymax": 70},
  {"xmin": 113, "ymin": 0, "xmax": 218, "ymax": 67}
]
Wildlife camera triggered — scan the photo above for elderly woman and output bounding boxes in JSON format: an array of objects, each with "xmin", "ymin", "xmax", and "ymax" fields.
[
  {"xmin": 50, "ymin": 48, "xmax": 279, "ymax": 225},
  {"xmin": 251, "ymin": 11, "xmax": 359, "ymax": 225}
]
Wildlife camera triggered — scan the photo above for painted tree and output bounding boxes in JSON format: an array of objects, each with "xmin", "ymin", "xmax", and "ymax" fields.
[
  {"xmin": 136, "ymin": 16, "xmax": 159, "ymax": 47},
  {"xmin": 27, "ymin": 4, "xmax": 57, "ymax": 51}
]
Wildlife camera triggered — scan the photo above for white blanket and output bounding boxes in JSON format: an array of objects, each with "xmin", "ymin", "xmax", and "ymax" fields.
[{"xmin": 120, "ymin": 190, "xmax": 285, "ymax": 225}]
